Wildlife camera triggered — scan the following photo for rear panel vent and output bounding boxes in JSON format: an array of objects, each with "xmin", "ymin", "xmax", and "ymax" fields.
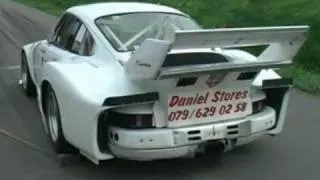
[
  {"xmin": 237, "ymin": 71, "xmax": 258, "ymax": 80},
  {"xmin": 162, "ymin": 52, "xmax": 229, "ymax": 67},
  {"xmin": 176, "ymin": 77, "xmax": 198, "ymax": 87}
]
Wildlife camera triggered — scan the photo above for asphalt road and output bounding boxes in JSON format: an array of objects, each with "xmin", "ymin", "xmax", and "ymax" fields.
[{"xmin": 0, "ymin": 1, "xmax": 320, "ymax": 179}]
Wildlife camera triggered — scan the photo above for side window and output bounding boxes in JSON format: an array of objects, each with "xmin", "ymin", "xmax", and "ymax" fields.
[
  {"xmin": 71, "ymin": 25, "xmax": 96, "ymax": 56},
  {"xmin": 52, "ymin": 13, "xmax": 70, "ymax": 38},
  {"xmin": 53, "ymin": 15, "xmax": 82, "ymax": 50},
  {"xmin": 71, "ymin": 24, "xmax": 86, "ymax": 53},
  {"xmin": 81, "ymin": 31, "xmax": 95, "ymax": 56}
]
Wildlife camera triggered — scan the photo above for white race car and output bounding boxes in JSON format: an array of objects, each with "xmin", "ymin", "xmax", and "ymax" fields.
[{"xmin": 20, "ymin": 2, "xmax": 309, "ymax": 164}]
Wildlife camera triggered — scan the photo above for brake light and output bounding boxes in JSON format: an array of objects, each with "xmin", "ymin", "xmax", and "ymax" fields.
[
  {"xmin": 252, "ymin": 100, "xmax": 265, "ymax": 114},
  {"xmin": 107, "ymin": 111, "xmax": 154, "ymax": 129},
  {"xmin": 134, "ymin": 114, "xmax": 153, "ymax": 128}
]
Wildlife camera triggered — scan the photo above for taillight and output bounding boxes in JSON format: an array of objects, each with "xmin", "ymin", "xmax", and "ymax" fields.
[
  {"xmin": 252, "ymin": 100, "xmax": 265, "ymax": 114},
  {"xmin": 134, "ymin": 114, "xmax": 154, "ymax": 128},
  {"xmin": 107, "ymin": 111, "xmax": 154, "ymax": 129}
]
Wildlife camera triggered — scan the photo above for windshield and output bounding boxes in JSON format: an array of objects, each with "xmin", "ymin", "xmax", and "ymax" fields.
[{"xmin": 95, "ymin": 12, "xmax": 201, "ymax": 52}]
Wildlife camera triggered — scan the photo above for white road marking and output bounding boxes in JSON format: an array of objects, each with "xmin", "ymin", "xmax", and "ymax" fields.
[
  {"xmin": 0, "ymin": 66, "xmax": 22, "ymax": 85},
  {"xmin": 0, "ymin": 129, "xmax": 83, "ymax": 165},
  {"xmin": 0, "ymin": 129, "xmax": 54, "ymax": 158},
  {"xmin": 0, "ymin": 65, "xmax": 20, "ymax": 71}
]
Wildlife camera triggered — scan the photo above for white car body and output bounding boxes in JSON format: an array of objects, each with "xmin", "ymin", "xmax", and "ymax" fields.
[{"xmin": 20, "ymin": 2, "xmax": 309, "ymax": 165}]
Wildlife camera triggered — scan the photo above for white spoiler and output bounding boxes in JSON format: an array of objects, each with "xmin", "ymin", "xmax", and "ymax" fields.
[{"xmin": 125, "ymin": 25, "xmax": 309, "ymax": 80}]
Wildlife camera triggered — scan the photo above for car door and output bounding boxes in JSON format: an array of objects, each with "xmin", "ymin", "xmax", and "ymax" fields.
[{"xmin": 34, "ymin": 13, "xmax": 83, "ymax": 84}]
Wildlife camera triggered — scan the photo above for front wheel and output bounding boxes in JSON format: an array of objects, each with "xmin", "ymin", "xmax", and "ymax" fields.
[
  {"xmin": 44, "ymin": 85, "xmax": 77, "ymax": 154},
  {"xmin": 21, "ymin": 52, "xmax": 37, "ymax": 97}
]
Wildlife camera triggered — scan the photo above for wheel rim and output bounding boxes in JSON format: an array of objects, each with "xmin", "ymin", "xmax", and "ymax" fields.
[
  {"xmin": 21, "ymin": 58, "xmax": 27, "ymax": 90},
  {"xmin": 47, "ymin": 92, "xmax": 59, "ymax": 142}
]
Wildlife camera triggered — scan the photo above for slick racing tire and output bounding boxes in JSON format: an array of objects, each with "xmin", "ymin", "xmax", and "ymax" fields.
[
  {"xmin": 44, "ymin": 85, "xmax": 77, "ymax": 154},
  {"xmin": 21, "ymin": 51, "xmax": 37, "ymax": 97}
]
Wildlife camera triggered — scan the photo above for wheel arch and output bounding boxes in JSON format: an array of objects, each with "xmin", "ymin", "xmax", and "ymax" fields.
[
  {"xmin": 38, "ymin": 65, "xmax": 116, "ymax": 160},
  {"xmin": 40, "ymin": 79, "xmax": 79, "ymax": 154},
  {"xmin": 38, "ymin": 74, "xmax": 86, "ymax": 145},
  {"xmin": 40, "ymin": 80, "xmax": 50, "ymax": 114},
  {"xmin": 21, "ymin": 41, "xmax": 42, "ymax": 83},
  {"xmin": 39, "ymin": 78, "xmax": 65, "ymax": 134},
  {"xmin": 21, "ymin": 44, "xmax": 33, "ymax": 69},
  {"xmin": 40, "ymin": 79, "xmax": 66, "ymax": 124}
]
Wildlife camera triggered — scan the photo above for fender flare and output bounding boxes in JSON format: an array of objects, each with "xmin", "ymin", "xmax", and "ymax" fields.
[{"xmin": 38, "ymin": 65, "xmax": 80, "ymax": 145}]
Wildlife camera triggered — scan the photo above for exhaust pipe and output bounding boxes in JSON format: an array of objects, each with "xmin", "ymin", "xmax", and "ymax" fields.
[
  {"xmin": 205, "ymin": 139, "xmax": 237, "ymax": 153},
  {"xmin": 182, "ymin": 139, "xmax": 238, "ymax": 158}
]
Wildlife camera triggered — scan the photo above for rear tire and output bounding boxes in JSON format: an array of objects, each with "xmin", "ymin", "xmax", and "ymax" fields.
[
  {"xmin": 44, "ymin": 85, "xmax": 77, "ymax": 154},
  {"xmin": 21, "ymin": 52, "xmax": 37, "ymax": 97}
]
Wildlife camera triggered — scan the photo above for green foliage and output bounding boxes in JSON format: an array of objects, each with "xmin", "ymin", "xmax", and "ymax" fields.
[{"xmin": 281, "ymin": 66, "xmax": 320, "ymax": 94}]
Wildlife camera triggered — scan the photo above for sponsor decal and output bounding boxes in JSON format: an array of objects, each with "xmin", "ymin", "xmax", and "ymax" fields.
[
  {"xmin": 167, "ymin": 89, "xmax": 251, "ymax": 125},
  {"xmin": 169, "ymin": 90, "xmax": 248, "ymax": 107}
]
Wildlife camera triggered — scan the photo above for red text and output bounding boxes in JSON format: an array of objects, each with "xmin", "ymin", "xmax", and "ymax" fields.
[
  {"xmin": 169, "ymin": 92, "xmax": 209, "ymax": 108},
  {"xmin": 211, "ymin": 90, "xmax": 248, "ymax": 102},
  {"xmin": 168, "ymin": 102, "xmax": 248, "ymax": 121}
]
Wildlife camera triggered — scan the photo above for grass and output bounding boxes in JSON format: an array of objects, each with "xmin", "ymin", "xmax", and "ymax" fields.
[
  {"xmin": 14, "ymin": 0, "xmax": 320, "ymax": 94},
  {"xmin": 281, "ymin": 66, "xmax": 320, "ymax": 94}
]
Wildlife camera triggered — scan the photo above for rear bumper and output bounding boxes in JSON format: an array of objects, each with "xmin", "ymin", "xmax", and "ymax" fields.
[{"xmin": 108, "ymin": 106, "xmax": 276, "ymax": 161}]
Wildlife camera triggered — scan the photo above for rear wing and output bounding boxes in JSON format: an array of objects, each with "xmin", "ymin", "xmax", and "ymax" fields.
[{"xmin": 125, "ymin": 25, "xmax": 309, "ymax": 80}]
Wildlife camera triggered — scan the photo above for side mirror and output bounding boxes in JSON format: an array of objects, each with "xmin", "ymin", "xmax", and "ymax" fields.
[{"xmin": 46, "ymin": 31, "xmax": 55, "ymax": 44}]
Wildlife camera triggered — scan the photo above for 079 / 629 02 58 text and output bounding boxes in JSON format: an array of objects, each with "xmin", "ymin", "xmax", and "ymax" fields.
[{"xmin": 167, "ymin": 90, "xmax": 250, "ymax": 122}]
